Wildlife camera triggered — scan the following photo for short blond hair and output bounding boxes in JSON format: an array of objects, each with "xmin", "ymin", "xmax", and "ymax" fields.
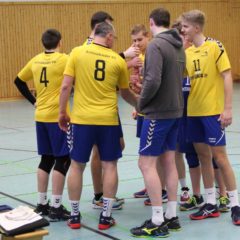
[
  {"xmin": 181, "ymin": 10, "xmax": 205, "ymax": 28},
  {"xmin": 131, "ymin": 24, "xmax": 148, "ymax": 36}
]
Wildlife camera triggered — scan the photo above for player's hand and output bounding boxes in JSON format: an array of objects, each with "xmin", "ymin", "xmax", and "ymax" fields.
[
  {"xmin": 59, "ymin": 113, "xmax": 70, "ymax": 132},
  {"xmin": 124, "ymin": 45, "xmax": 140, "ymax": 58},
  {"xmin": 127, "ymin": 57, "xmax": 143, "ymax": 69},
  {"xmin": 218, "ymin": 108, "xmax": 232, "ymax": 128},
  {"xmin": 132, "ymin": 109, "xmax": 138, "ymax": 120}
]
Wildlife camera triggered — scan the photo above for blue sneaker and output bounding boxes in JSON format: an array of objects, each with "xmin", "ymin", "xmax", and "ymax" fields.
[
  {"xmin": 134, "ymin": 188, "xmax": 148, "ymax": 198},
  {"xmin": 67, "ymin": 213, "xmax": 81, "ymax": 229}
]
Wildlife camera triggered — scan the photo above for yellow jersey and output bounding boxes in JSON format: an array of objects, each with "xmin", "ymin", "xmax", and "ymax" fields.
[
  {"xmin": 186, "ymin": 38, "xmax": 231, "ymax": 116},
  {"xmin": 64, "ymin": 43, "xmax": 129, "ymax": 125},
  {"xmin": 18, "ymin": 52, "xmax": 69, "ymax": 122}
]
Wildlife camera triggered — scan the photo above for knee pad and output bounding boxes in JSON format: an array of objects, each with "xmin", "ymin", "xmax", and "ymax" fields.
[
  {"xmin": 212, "ymin": 158, "xmax": 219, "ymax": 169},
  {"xmin": 38, "ymin": 155, "xmax": 55, "ymax": 174},
  {"xmin": 186, "ymin": 152, "xmax": 200, "ymax": 168},
  {"xmin": 54, "ymin": 155, "xmax": 71, "ymax": 176}
]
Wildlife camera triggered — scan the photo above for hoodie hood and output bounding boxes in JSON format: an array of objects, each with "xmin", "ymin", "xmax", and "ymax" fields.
[{"xmin": 155, "ymin": 29, "xmax": 183, "ymax": 48}]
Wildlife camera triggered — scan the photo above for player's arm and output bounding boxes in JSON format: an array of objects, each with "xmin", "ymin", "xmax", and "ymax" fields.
[
  {"xmin": 14, "ymin": 77, "xmax": 36, "ymax": 105},
  {"xmin": 138, "ymin": 42, "xmax": 162, "ymax": 112},
  {"xmin": 219, "ymin": 69, "xmax": 232, "ymax": 128},
  {"xmin": 59, "ymin": 75, "xmax": 73, "ymax": 132},
  {"xmin": 120, "ymin": 88, "xmax": 138, "ymax": 108},
  {"xmin": 119, "ymin": 45, "xmax": 140, "ymax": 59}
]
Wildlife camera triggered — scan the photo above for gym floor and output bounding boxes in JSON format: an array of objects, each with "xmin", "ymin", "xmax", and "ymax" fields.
[{"xmin": 1, "ymin": 83, "xmax": 240, "ymax": 239}]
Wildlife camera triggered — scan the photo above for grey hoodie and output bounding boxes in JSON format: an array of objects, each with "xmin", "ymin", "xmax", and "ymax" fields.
[{"xmin": 138, "ymin": 28, "xmax": 185, "ymax": 119}]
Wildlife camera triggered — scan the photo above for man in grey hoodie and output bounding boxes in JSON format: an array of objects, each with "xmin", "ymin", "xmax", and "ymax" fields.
[{"xmin": 131, "ymin": 8, "xmax": 185, "ymax": 238}]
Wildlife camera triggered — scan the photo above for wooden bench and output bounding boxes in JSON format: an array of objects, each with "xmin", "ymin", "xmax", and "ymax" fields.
[{"xmin": 1, "ymin": 229, "xmax": 48, "ymax": 240}]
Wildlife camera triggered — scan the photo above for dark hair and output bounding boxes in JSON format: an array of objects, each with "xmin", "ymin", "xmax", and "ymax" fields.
[
  {"xmin": 171, "ymin": 20, "xmax": 183, "ymax": 35},
  {"xmin": 41, "ymin": 29, "xmax": 61, "ymax": 50},
  {"xmin": 94, "ymin": 22, "xmax": 114, "ymax": 37},
  {"xmin": 149, "ymin": 8, "xmax": 170, "ymax": 27},
  {"xmin": 91, "ymin": 11, "xmax": 114, "ymax": 30}
]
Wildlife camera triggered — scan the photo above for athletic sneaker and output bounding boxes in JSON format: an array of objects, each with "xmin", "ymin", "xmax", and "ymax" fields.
[
  {"xmin": 163, "ymin": 215, "xmax": 181, "ymax": 231},
  {"xmin": 98, "ymin": 212, "xmax": 115, "ymax": 230},
  {"xmin": 48, "ymin": 205, "xmax": 71, "ymax": 221},
  {"xmin": 130, "ymin": 219, "xmax": 169, "ymax": 238},
  {"xmin": 180, "ymin": 187, "xmax": 190, "ymax": 204},
  {"xmin": 190, "ymin": 203, "xmax": 220, "ymax": 220},
  {"xmin": 92, "ymin": 197, "xmax": 123, "ymax": 210},
  {"xmin": 179, "ymin": 195, "xmax": 204, "ymax": 211},
  {"xmin": 67, "ymin": 213, "xmax": 81, "ymax": 229},
  {"xmin": 34, "ymin": 202, "xmax": 50, "ymax": 216},
  {"xmin": 218, "ymin": 196, "xmax": 230, "ymax": 212},
  {"xmin": 144, "ymin": 190, "xmax": 168, "ymax": 206},
  {"xmin": 231, "ymin": 205, "xmax": 240, "ymax": 225},
  {"xmin": 133, "ymin": 188, "xmax": 148, "ymax": 198}
]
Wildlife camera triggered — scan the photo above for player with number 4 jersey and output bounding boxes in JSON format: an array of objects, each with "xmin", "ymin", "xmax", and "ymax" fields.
[{"xmin": 14, "ymin": 29, "xmax": 71, "ymax": 222}]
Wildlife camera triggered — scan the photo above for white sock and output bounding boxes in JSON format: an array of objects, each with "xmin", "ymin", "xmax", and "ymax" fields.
[
  {"xmin": 38, "ymin": 192, "xmax": 48, "ymax": 205},
  {"xmin": 228, "ymin": 190, "xmax": 239, "ymax": 208},
  {"xmin": 70, "ymin": 200, "xmax": 79, "ymax": 216},
  {"xmin": 52, "ymin": 195, "xmax": 62, "ymax": 208},
  {"xmin": 179, "ymin": 178, "xmax": 187, "ymax": 188},
  {"xmin": 165, "ymin": 201, "xmax": 177, "ymax": 219},
  {"xmin": 102, "ymin": 197, "xmax": 114, "ymax": 217},
  {"xmin": 151, "ymin": 206, "xmax": 163, "ymax": 225},
  {"xmin": 205, "ymin": 188, "xmax": 216, "ymax": 205}
]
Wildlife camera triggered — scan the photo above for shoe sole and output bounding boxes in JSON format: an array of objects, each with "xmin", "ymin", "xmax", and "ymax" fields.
[
  {"xmin": 233, "ymin": 220, "xmax": 240, "ymax": 225},
  {"xmin": 68, "ymin": 223, "xmax": 81, "ymax": 229},
  {"xmin": 179, "ymin": 206, "xmax": 197, "ymax": 211},
  {"xmin": 98, "ymin": 223, "xmax": 115, "ymax": 230},
  {"xmin": 134, "ymin": 195, "xmax": 149, "ymax": 198},
  {"xmin": 131, "ymin": 233, "xmax": 170, "ymax": 238},
  {"xmin": 190, "ymin": 212, "xmax": 220, "ymax": 220},
  {"xmin": 92, "ymin": 204, "xmax": 123, "ymax": 210},
  {"xmin": 144, "ymin": 199, "xmax": 168, "ymax": 206},
  {"xmin": 219, "ymin": 208, "xmax": 230, "ymax": 213}
]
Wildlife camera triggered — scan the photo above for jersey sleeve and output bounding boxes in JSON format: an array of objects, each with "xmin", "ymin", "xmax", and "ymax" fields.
[
  {"xmin": 64, "ymin": 48, "xmax": 77, "ymax": 77},
  {"xmin": 214, "ymin": 41, "xmax": 231, "ymax": 73},
  {"xmin": 117, "ymin": 59, "xmax": 129, "ymax": 89},
  {"xmin": 17, "ymin": 58, "xmax": 34, "ymax": 82}
]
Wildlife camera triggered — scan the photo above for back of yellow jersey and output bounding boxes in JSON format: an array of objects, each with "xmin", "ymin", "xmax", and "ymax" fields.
[
  {"xmin": 18, "ymin": 52, "xmax": 68, "ymax": 122},
  {"xmin": 64, "ymin": 43, "xmax": 129, "ymax": 125},
  {"xmin": 186, "ymin": 39, "xmax": 231, "ymax": 116}
]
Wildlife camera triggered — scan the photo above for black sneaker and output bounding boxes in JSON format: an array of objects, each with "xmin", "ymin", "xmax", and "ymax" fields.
[
  {"xmin": 98, "ymin": 212, "xmax": 115, "ymax": 230},
  {"xmin": 67, "ymin": 213, "xmax": 81, "ymax": 229},
  {"xmin": 163, "ymin": 215, "xmax": 181, "ymax": 231},
  {"xmin": 180, "ymin": 195, "xmax": 204, "ymax": 211},
  {"xmin": 130, "ymin": 219, "xmax": 169, "ymax": 238},
  {"xmin": 231, "ymin": 205, "xmax": 240, "ymax": 225},
  {"xmin": 48, "ymin": 205, "xmax": 70, "ymax": 222},
  {"xmin": 34, "ymin": 202, "xmax": 50, "ymax": 216},
  {"xmin": 190, "ymin": 203, "xmax": 220, "ymax": 220}
]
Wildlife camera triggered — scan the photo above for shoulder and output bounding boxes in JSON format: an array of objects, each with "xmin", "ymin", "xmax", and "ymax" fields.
[{"xmin": 205, "ymin": 37, "xmax": 225, "ymax": 51}]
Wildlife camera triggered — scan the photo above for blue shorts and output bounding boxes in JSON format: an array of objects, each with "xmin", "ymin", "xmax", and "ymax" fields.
[
  {"xmin": 187, "ymin": 115, "xmax": 226, "ymax": 146},
  {"xmin": 36, "ymin": 122, "xmax": 69, "ymax": 157},
  {"xmin": 177, "ymin": 116, "xmax": 196, "ymax": 153},
  {"xmin": 136, "ymin": 115, "xmax": 144, "ymax": 138},
  {"xmin": 70, "ymin": 124, "xmax": 122, "ymax": 163},
  {"xmin": 139, "ymin": 118, "xmax": 179, "ymax": 156}
]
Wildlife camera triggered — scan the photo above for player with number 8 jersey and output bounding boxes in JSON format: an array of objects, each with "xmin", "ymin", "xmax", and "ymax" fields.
[{"xmin": 65, "ymin": 41, "xmax": 129, "ymax": 125}]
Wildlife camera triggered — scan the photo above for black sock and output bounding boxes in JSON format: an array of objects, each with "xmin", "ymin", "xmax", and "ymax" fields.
[{"xmin": 94, "ymin": 192, "xmax": 103, "ymax": 201}]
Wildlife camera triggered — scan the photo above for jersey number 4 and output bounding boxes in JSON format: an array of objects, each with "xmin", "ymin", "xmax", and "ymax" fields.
[
  {"xmin": 40, "ymin": 67, "xmax": 49, "ymax": 87},
  {"xmin": 94, "ymin": 60, "xmax": 105, "ymax": 81}
]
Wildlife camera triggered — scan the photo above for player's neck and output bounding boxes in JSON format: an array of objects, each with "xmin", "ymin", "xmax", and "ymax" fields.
[
  {"xmin": 193, "ymin": 34, "xmax": 205, "ymax": 48},
  {"xmin": 153, "ymin": 26, "xmax": 168, "ymax": 37},
  {"xmin": 94, "ymin": 37, "xmax": 108, "ymax": 48}
]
